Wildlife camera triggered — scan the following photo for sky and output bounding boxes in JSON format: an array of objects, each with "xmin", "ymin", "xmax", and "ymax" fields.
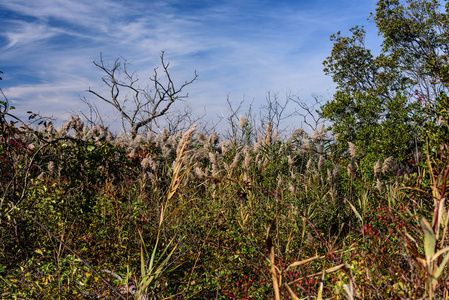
[{"xmin": 0, "ymin": 0, "xmax": 382, "ymax": 133}]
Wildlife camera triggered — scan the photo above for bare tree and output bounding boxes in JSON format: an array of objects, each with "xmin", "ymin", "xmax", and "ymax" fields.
[
  {"xmin": 290, "ymin": 94, "xmax": 325, "ymax": 133},
  {"xmin": 257, "ymin": 91, "xmax": 297, "ymax": 137},
  {"xmin": 87, "ymin": 52, "xmax": 198, "ymax": 138}
]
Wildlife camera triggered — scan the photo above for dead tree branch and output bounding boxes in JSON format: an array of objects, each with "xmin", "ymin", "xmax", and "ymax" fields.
[{"xmin": 87, "ymin": 52, "xmax": 198, "ymax": 138}]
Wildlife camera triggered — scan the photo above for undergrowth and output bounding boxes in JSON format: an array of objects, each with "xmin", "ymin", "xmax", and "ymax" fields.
[{"xmin": 1, "ymin": 113, "xmax": 449, "ymax": 299}]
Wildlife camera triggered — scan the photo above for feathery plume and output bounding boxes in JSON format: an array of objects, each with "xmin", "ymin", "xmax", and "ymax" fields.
[
  {"xmin": 318, "ymin": 155, "xmax": 325, "ymax": 171},
  {"xmin": 196, "ymin": 132, "xmax": 207, "ymax": 143},
  {"xmin": 141, "ymin": 156, "xmax": 151, "ymax": 170},
  {"xmin": 195, "ymin": 167, "xmax": 205, "ymax": 177},
  {"xmin": 327, "ymin": 168, "xmax": 332, "ymax": 182},
  {"xmin": 239, "ymin": 115, "xmax": 247, "ymax": 129},
  {"xmin": 348, "ymin": 142, "xmax": 356, "ymax": 159},
  {"xmin": 382, "ymin": 156, "xmax": 394, "ymax": 174},
  {"xmin": 210, "ymin": 132, "xmax": 219, "ymax": 145},
  {"xmin": 230, "ymin": 151, "xmax": 241, "ymax": 170},
  {"xmin": 176, "ymin": 125, "xmax": 196, "ymax": 156},
  {"xmin": 306, "ymin": 158, "xmax": 313, "ymax": 170},
  {"xmin": 319, "ymin": 124, "xmax": 326, "ymax": 137},
  {"xmin": 332, "ymin": 164, "xmax": 340, "ymax": 181},
  {"xmin": 291, "ymin": 128, "xmax": 305, "ymax": 140},
  {"xmin": 374, "ymin": 158, "xmax": 382, "ymax": 175},
  {"xmin": 161, "ymin": 128, "xmax": 170, "ymax": 142},
  {"xmin": 209, "ymin": 152, "xmax": 217, "ymax": 165},
  {"xmin": 106, "ymin": 131, "xmax": 114, "ymax": 142},
  {"xmin": 265, "ymin": 121, "xmax": 272, "ymax": 144},
  {"xmin": 243, "ymin": 146, "xmax": 251, "ymax": 169},
  {"xmin": 253, "ymin": 142, "xmax": 261, "ymax": 154},
  {"xmin": 134, "ymin": 134, "xmax": 145, "ymax": 145},
  {"xmin": 82, "ymin": 126, "xmax": 89, "ymax": 140},
  {"xmin": 311, "ymin": 128, "xmax": 319, "ymax": 141},
  {"xmin": 91, "ymin": 125, "xmax": 98, "ymax": 135},
  {"xmin": 63, "ymin": 119, "xmax": 72, "ymax": 132},
  {"xmin": 303, "ymin": 138, "xmax": 312, "ymax": 149},
  {"xmin": 45, "ymin": 120, "xmax": 54, "ymax": 133},
  {"xmin": 376, "ymin": 178, "xmax": 385, "ymax": 192},
  {"xmin": 146, "ymin": 131, "xmax": 153, "ymax": 141},
  {"xmin": 98, "ymin": 124, "xmax": 106, "ymax": 137}
]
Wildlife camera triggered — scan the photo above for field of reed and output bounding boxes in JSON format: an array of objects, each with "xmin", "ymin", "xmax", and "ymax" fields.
[{"xmin": 1, "ymin": 113, "xmax": 449, "ymax": 299}]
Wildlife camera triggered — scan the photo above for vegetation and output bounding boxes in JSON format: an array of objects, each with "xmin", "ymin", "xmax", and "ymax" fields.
[{"xmin": 1, "ymin": 0, "xmax": 449, "ymax": 299}]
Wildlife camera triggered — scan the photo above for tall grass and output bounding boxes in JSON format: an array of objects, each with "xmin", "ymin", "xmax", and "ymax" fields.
[{"xmin": 1, "ymin": 114, "xmax": 448, "ymax": 299}]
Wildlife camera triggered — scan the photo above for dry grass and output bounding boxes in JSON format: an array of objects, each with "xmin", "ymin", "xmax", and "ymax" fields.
[{"xmin": 1, "ymin": 116, "xmax": 448, "ymax": 299}]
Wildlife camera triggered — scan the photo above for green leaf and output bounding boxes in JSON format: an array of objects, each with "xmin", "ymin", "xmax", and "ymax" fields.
[
  {"xmin": 421, "ymin": 216, "xmax": 436, "ymax": 267},
  {"xmin": 434, "ymin": 251, "xmax": 449, "ymax": 280}
]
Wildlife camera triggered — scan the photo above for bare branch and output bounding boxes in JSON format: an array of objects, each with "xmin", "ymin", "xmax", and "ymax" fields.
[{"xmin": 86, "ymin": 51, "xmax": 197, "ymax": 138}]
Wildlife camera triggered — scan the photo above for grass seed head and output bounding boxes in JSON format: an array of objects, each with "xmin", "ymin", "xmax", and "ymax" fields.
[
  {"xmin": 265, "ymin": 121, "xmax": 272, "ymax": 144},
  {"xmin": 318, "ymin": 155, "xmax": 325, "ymax": 171},
  {"xmin": 239, "ymin": 115, "xmax": 247, "ymax": 129},
  {"xmin": 374, "ymin": 158, "xmax": 382, "ymax": 175},
  {"xmin": 348, "ymin": 141, "xmax": 356, "ymax": 159},
  {"xmin": 382, "ymin": 156, "xmax": 394, "ymax": 174},
  {"xmin": 161, "ymin": 128, "xmax": 169, "ymax": 142},
  {"xmin": 292, "ymin": 128, "xmax": 305, "ymax": 140},
  {"xmin": 306, "ymin": 158, "xmax": 313, "ymax": 170},
  {"xmin": 332, "ymin": 164, "xmax": 340, "ymax": 181}
]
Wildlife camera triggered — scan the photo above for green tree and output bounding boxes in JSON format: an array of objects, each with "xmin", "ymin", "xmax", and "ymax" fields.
[{"xmin": 320, "ymin": 0, "xmax": 449, "ymax": 176}]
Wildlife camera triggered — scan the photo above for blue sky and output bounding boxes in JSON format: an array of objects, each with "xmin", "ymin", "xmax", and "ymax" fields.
[{"xmin": 0, "ymin": 0, "xmax": 381, "ymax": 132}]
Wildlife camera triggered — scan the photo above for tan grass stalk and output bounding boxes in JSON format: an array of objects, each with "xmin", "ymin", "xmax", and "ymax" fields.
[
  {"xmin": 239, "ymin": 115, "xmax": 247, "ymax": 129},
  {"xmin": 137, "ymin": 126, "xmax": 195, "ymax": 299},
  {"xmin": 303, "ymin": 138, "xmax": 312, "ymax": 149},
  {"xmin": 209, "ymin": 132, "xmax": 219, "ymax": 145},
  {"xmin": 382, "ymin": 156, "xmax": 394, "ymax": 174},
  {"xmin": 229, "ymin": 151, "xmax": 241, "ymax": 171},
  {"xmin": 318, "ymin": 155, "xmax": 325, "ymax": 171},
  {"xmin": 265, "ymin": 121, "xmax": 272, "ymax": 144},
  {"xmin": 291, "ymin": 128, "xmax": 305, "ymax": 140},
  {"xmin": 332, "ymin": 164, "xmax": 340, "ymax": 181},
  {"xmin": 287, "ymin": 155, "xmax": 294, "ymax": 168},
  {"xmin": 195, "ymin": 132, "xmax": 207, "ymax": 143},
  {"xmin": 374, "ymin": 158, "xmax": 382, "ymax": 175},
  {"xmin": 306, "ymin": 158, "xmax": 313, "ymax": 170},
  {"xmin": 348, "ymin": 142, "xmax": 356, "ymax": 159},
  {"xmin": 267, "ymin": 237, "xmax": 280, "ymax": 300},
  {"xmin": 243, "ymin": 146, "xmax": 251, "ymax": 169},
  {"xmin": 208, "ymin": 152, "xmax": 217, "ymax": 165},
  {"xmin": 161, "ymin": 128, "xmax": 169, "ymax": 141},
  {"xmin": 347, "ymin": 158, "xmax": 355, "ymax": 178},
  {"xmin": 312, "ymin": 128, "xmax": 319, "ymax": 141}
]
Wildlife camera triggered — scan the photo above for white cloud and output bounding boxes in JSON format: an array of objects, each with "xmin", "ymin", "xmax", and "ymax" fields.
[
  {"xmin": 1, "ymin": 21, "xmax": 58, "ymax": 50},
  {"xmin": 0, "ymin": 0, "xmax": 382, "ymax": 132}
]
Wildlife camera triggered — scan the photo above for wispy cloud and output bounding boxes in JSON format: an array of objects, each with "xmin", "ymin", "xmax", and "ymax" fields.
[{"xmin": 0, "ymin": 0, "xmax": 380, "ymax": 131}]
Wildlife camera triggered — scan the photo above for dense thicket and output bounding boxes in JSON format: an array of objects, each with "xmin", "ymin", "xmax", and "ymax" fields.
[{"xmin": 1, "ymin": 1, "xmax": 449, "ymax": 299}]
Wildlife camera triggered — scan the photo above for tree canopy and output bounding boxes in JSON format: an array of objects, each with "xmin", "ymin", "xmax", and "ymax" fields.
[{"xmin": 320, "ymin": 0, "xmax": 449, "ymax": 173}]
